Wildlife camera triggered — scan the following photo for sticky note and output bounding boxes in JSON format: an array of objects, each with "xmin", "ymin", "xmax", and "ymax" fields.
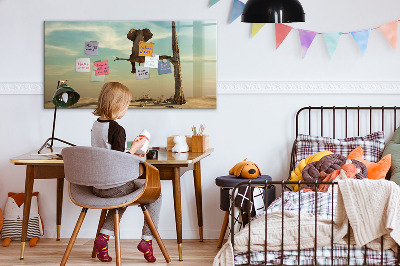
[
  {"xmin": 94, "ymin": 60, "xmax": 109, "ymax": 76},
  {"xmin": 85, "ymin": 41, "xmax": 99, "ymax": 55},
  {"xmin": 138, "ymin": 42, "xmax": 154, "ymax": 57},
  {"xmin": 158, "ymin": 60, "xmax": 172, "ymax": 75},
  {"xmin": 76, "ymin": 58, "xmax": 90, "ymax": 72},
  {"xmin": 91, "ymin": 64, "xmax": 105, "ymax": 82},
  {"xmin": 144, "ymin": 54, "xmax": 159, "ymax": 68},
  {"xmin": 136, "ymin": 66, "xmax": 150, "ymax": 79}
]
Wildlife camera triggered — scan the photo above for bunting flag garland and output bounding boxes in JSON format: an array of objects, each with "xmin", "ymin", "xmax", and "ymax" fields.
[
  {"xmin": 275, "ymin": 23, "xmax": 293, "ymax": 49},
  {"xmin": 298, "ymin": 29, "xmax": 317, "ymax": 58},
  {"xmin": 251, "ymin": 23, "xmax": 266, "ymax": 38},
  {"xmin": 209, "ymin": 0, "xmax": 220, "ymax": 7},
  {"xmin": 323, "ymin": 33, "xmax": 341, "ymax": 58},
  {"xmin": 351, "ymin": 29, "xmax": 370, "ymax": 55},
  {"xmin": 208, "ymin": 2, "xmax": 400, "ymax": 58},
  {"xmin": 229, "ymin": 0, "xmax": 245, "ymax": 24},
  {"xmin": 378, "ymin": 21, "xmax": 398, "ymax": 50}
]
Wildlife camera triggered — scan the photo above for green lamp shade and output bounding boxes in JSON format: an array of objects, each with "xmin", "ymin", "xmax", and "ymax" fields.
[{"xmin": 52, "ymin": 83, "xmax": 80, "ymax": 107}]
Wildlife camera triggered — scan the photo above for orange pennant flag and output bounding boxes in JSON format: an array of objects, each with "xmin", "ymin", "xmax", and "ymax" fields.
[
  {"xmin": 275, "ymin": 23, "xmax": 293, "ymax": 49},
  {"xmin": 378, "ymin": 21, "xmax": 398, "ymax": 50}
]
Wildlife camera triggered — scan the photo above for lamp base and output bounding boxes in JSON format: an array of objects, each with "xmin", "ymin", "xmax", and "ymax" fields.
[{"xmin": 38, "ymin": 137, "xmax": 76, "ymax": 154}]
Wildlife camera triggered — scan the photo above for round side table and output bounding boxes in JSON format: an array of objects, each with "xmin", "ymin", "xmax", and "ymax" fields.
[{"xmin": 215, "ymin": 175, "xmax": 275, "ymax": 248}]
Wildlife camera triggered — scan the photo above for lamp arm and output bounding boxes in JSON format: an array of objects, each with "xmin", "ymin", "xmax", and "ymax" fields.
[
  {"xmin": 37, "ymin": 106, "xmax": 76, "ymax": 154},
  {"xmin": 50, "ymin": 105, "xmax": 57, "ymax": 148}
]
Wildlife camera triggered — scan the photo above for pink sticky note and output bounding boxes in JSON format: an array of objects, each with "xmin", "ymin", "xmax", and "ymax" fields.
[{"xmin": 94, "ymin": 60, "xmax": 109, "ymax": 76}]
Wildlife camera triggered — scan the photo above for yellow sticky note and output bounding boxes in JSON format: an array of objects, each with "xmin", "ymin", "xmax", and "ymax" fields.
[{"xmin": 139, "ymin": 42, "xmax": 154, "ymax": 57}]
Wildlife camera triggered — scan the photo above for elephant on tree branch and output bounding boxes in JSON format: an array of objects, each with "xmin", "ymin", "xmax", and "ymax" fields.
[{"xmin": 114, "ymin": 28, "xmax": 174, "ymax": 73}]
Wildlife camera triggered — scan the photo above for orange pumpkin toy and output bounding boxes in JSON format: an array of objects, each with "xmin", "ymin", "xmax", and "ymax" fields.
[{"xmin": 229, "ymin": 159, "xmax": 261, "ymax": 179}]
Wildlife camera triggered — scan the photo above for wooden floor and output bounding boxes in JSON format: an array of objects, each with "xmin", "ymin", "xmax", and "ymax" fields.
[{"xmin": 0, "ymin": 239, "xmax": 222, "ymax": 265}]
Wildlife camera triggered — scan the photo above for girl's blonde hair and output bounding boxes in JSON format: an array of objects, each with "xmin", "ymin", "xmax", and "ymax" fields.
[{"xmin": 93, "ymin": 82, "xmax": 132, "ymax": 120}]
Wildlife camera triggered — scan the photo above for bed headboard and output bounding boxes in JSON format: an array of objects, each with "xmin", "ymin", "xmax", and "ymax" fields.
[{"xmin": 290, "ymin": 106, "xmax": 400, "ymax": 179}]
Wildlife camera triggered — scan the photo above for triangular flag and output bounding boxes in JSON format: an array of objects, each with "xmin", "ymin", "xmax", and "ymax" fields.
[
  {"xmin": 209, "ymin": 0, "xmax": 220, "ymax": 7},
  {"xmin": 275, "ymin": 23, "xmax": 293, "ymax": 49},
  {"xmin": 298, "ymin": 29, "xmax": 317, "ymax": 58},
  {"xmin": 229, "ymin": 0, "xmax": 245, "ymax": 24},
  {"xmin": 378, "ymin": 21, "xmax": 398, "ymax": 50},
  {"xmin": 251, "ymin": 23, "xmax": 266, "ymax": 38},
  {"xmin": 323, "ymin": 33, "xmax": 341, "ymax": 58},
  {"xmin": 351, "ymin": 29, "xmax": 370, "ymax": 55}
]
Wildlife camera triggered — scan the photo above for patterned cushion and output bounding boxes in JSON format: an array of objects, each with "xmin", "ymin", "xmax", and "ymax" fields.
[{"xmin": 295, "ymin": 131, "xmax": 385, "ymax": 166}]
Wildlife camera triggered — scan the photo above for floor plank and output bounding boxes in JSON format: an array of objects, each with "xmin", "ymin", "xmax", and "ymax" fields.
[{"xmin": 0, "ymin": 239, "xmax": 221, "ymax": 265}]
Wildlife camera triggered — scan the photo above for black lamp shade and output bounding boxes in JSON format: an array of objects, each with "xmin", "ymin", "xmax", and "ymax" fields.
[
  {"xmin": 241, "ymin": 0, "xmax": 305, "ymax": 23},
  {"xmin": 52, "ymin": 83, "xmax": 80, "ymax": 107}
]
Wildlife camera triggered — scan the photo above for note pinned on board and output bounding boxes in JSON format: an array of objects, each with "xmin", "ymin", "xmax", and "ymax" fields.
[
  {"xmin": 136, "ymin": 66, "xmax": 150, "ymax": 79},
  {"xmin": 139, "ymin": 42, "xmax": 154, "ymax": 57},
  {"xmin": 91, "ymin": 62, "xmax": 105, "ymax": 82},
  {"xmin": 144, "ymin": 54, "xmax": 159, "ymax": 68},
  {"xmin": 158, "ymin": 60, "xmax": 172, "ymax": 75},
  {"xmin": 94, "ymin": 60, "xmax": 109, "ymax": 76},
  {"xmin": 85, "ymin": 41, "xmax": 99, "ymax": 55},
  {"xmin": 76, "ymin": 58, "xmax": 90, "ymax": 72}
]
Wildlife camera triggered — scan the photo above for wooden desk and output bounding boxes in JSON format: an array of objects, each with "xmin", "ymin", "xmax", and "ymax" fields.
[{"xmin": 10, "ymin": 147, "xmax": 213, "ymax": 261}]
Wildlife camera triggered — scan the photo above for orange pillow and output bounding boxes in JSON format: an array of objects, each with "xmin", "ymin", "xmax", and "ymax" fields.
[{"xmin": 347, "ymin": 146, "xmax": 391, "ymax": 180}]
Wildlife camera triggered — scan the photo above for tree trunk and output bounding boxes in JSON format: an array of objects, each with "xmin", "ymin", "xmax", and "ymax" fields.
[{"xmin": 171, "ymin": 21, "xmax": 185, "ymax": 105}]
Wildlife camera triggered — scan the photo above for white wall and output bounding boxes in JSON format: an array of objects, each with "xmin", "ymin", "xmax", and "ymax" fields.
[{"xmin": 1, "ymin": 0, "xmax": 400, "ymax": 240}]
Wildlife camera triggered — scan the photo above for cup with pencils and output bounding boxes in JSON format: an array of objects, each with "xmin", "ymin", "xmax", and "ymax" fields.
[{"xmin": 191, "ymin": 124, "xmax": 209, "ymax": 152}]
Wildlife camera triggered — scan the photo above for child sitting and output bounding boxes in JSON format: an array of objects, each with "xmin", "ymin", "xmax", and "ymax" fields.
[{"xmin": 91, "ymin": 82, "xmax": 162, "ymax": 263}]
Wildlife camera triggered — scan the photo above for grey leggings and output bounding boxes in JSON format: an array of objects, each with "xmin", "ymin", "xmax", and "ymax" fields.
[{"xmin": 92, "ymin": 179, "xmax": 162, "ymax": 240}]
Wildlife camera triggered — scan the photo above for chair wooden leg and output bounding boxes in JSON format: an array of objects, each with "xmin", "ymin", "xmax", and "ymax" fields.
[
  {"xmin": 217, "ymin": 211, "xmax": 230, "ymax": 248},
  {"xmin": 91, "ymin": 209, "xmax": 108, "ymax": 258},
  {"xmin": 114, "ymin": 210, "xmax": 121, "ymax": 266},
  {"xmin": 141, "ymin": 205, "xmax": 171, "ymax": 263},
  {"xmin": 60, "ymin": 208, "xmax": 88, "ymax": 266}
]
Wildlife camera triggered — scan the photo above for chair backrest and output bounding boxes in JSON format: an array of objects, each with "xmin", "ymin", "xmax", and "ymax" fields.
[{"xmin": 62, "ymin": 146, "xmax": 145, "ymax": 187}]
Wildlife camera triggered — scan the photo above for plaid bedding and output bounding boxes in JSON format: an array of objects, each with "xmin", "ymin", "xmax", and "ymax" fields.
[
  {"xmin": 294, "ymin": 131, "xmax": 385, "ymax": 166},
  {"xmin": 234, "ymin": 191, "xmax": 397, "ymax": 265}
]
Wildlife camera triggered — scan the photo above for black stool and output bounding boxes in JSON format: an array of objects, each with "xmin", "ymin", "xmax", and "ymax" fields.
[{"xmin": 215, "ymin": 175, "xmax": 275, "ymax": 248}]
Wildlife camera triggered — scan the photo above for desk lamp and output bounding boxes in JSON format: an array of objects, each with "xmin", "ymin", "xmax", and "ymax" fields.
[
  {"xmin": 241, "ymin": 0, "xmax": 305, "ymax": 23},
  {"xmin": 38, "ymin": 80, "xmax": 80, "ymax": 154}
]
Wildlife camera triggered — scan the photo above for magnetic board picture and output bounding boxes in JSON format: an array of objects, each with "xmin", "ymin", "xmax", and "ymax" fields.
[{"xmin": 44, "ymin": 21, "xmax": 217, "ymax": 109}]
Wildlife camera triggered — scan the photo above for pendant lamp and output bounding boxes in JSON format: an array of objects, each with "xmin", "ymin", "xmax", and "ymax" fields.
[
  {"xmin": 241, "ymin": 0, "xmax": 305, "ymax": 23},
  {"xmin": 38, "ymin": 80, "xmax": 80, "ymax": 154}
]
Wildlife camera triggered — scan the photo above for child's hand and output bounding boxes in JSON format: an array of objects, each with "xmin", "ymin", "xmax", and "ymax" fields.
[
  {"xmin": 128, "ymin": 137, "xmax": 147, "ymax": 155},
  {"xmin": 134, "ymin": 148, "xmax": 149, "ymax": 157}
]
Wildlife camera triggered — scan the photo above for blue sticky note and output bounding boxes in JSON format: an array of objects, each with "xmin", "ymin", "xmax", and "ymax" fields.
[{"xmin": 158, "ymin": 60, "xmax": 172, "ymax": 75}]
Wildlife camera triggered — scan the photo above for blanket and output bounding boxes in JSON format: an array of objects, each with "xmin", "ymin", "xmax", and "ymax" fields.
[{"xmin": 214, "ymin": 179, "xmax": 400, "ymax": 266}]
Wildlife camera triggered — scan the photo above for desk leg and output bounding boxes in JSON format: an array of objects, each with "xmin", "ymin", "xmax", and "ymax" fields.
[
  {"xmin": 56, "ymin": 178, "xmax": 64, "ymax": 241},
  {"xmin": 193, "ymin": 161, "xmax": 203, "ymax": 242},
  {"xmin": 20, "ymin": 165, "xmax": 35, "ymax": 259},
  {"xmin": 172, "ymin": 167, "xmax": 183, "ymax": 261}
]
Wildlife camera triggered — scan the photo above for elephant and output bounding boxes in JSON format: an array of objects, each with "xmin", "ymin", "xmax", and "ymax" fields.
[{"xmin": 126, "ymin": 28, "xmax": 153, "ymax": 73}]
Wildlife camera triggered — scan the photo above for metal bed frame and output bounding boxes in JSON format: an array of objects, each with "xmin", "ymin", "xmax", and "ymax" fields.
[{"xmin": 230, "ymin": 106, "xmax": 400, "ymax": 266}]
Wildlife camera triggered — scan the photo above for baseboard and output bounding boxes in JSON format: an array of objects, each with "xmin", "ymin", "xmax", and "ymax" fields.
[{"xmin": 1, "ymin": 81, "xmax": 400, "ymax": 95}]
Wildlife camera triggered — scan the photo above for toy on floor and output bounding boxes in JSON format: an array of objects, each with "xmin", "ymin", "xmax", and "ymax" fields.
[
  {"xmin": 229, "ymin": 159, "xmax": 261, "ymax": 179},
  {"xmin": 1, "ymin": 192, "xmax": 44, "ymax": 247}
]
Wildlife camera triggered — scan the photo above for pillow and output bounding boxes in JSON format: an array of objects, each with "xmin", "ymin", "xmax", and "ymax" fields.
[
  {"xmin": 295, "ymin": 131, "xmax": 385, "ymax": 167},
  {"xmin": 382, "ymin": 126, "xmax": 400, "ymax": 184},
  {"xmin": 348, "ymin": 146, "xmax": 391, "ymax": 180}
]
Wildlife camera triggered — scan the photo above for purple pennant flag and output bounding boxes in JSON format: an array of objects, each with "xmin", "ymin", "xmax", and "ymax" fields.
[
  {"xmin": 298, "ymin": 29, "xmax": 317, "ymax": 58},
  {"xmin": 229, "ymin": 0, "xmax": 245, "ymax": 24}
]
